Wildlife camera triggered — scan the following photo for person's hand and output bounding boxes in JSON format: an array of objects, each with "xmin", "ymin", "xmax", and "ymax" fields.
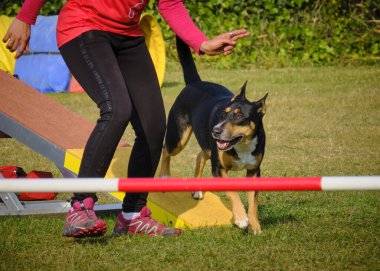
[
  {"xmin": 200, "ymin": 29, "xmax": 250, "ymax": 56},
  {"xmin": 2, "ymin": 18, "xmax": 31, "ymax": 59}
]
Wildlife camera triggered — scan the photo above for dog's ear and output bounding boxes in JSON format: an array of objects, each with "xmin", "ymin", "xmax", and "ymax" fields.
[
  {"xmin": 256, "ymin": 93, "xmax": 268, "ymax": 116},
  {"xmin": 231, "ymin": 80, "xmax": 248, "ymax": 102}
]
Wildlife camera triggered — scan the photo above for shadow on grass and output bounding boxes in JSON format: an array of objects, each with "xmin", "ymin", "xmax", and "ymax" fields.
[
  {"xmin": 261, "ymin": 214, "xmax": 297, "ymax": 227},
  {"xmin": 162, "ymin": 81, "xmax": 180, "ymax": 88},
  {"xmin": 73, "ymin": 235, "xmax": 113, "ymax": 245},
  {"xmin": 259, "ymin": 205, "xmax": 298, "ymax": 227}
]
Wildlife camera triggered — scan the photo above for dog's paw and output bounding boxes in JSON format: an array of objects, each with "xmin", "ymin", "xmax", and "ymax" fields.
[
  {"xmin": 234, "ymin": 217, "xmax": 249, "ymax": 229},
  {"xmin": 248, "ymin": 224, "xmax": 262, "ymax": 235},
  {"xmin": 248, "ymin": 222, "xmax": 261, "ymax": 235},
  {"xmin": 192, "ymin": 191, "xmax": 204, "ymax": 200}
]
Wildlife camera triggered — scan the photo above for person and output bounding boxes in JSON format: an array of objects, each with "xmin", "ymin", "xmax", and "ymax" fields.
[{"xmin": 3, "ymin": 0, "xmax": 250, "ymax": 238}]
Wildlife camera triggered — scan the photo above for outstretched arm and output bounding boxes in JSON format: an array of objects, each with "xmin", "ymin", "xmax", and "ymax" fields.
[
  {"xmin": 158, "ymin": 0, "xmax": 250, "ymax": 56},
  {"xmin": 2, "ymin": 0, "xmax": 45, "ymax": 58}
]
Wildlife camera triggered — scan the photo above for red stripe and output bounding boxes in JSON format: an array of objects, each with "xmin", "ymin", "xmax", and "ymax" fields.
[{"xmin": 117, "ymin": 177, "xmax": 322, "ymax": 192}]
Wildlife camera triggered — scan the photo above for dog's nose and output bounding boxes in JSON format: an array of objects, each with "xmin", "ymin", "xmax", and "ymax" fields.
[{"xmin": 212, "ymin": 126, "xmax": 223, "ymax": 138}]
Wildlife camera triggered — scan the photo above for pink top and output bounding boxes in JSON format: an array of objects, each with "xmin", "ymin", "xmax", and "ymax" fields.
[{"xmin": 17, "ymin": 0, "xmax": 208, "ymax": 54}]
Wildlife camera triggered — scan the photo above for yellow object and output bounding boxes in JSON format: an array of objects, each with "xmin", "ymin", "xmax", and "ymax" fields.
[
  {"xmin": 64, "ymin": 147, "xmax": 233, "ymax": 229},
  {"xmin": 64, "ymin": 148, "xmax": 131, "ymax": 178},
  {"xmin": 139, "ymin": 13, "xmax": 166, "ymax": 87},
  {"xmin": 148, "ymin": 192, "xmax": 233, "ymax": 228},
  {"xmin": 0, "ymin": 16, "xmax": 16, "ymax": 74}
]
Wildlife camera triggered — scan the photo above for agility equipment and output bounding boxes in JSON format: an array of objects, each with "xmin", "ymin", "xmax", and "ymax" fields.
[
  {"xmin": 0, "ymin": 16, "xmax": 16, "ymax": 73},
  {"xmin": 1, "ymin": 176, "xmax": 379, "ymax": 193},
  {"xmin": 1, "ymin": 174, "xmax": 378, "ymax": 228},
  {"xmin": 0, "ymin": 166, "xmax": 57, "ymax": 201},
  {"xmin": 14, "ymin": 16, "xmax": 71, "ymax": 93},
  {"xmin": 139, "ymin": 13, "xmax": 166, "ymax": 87}
]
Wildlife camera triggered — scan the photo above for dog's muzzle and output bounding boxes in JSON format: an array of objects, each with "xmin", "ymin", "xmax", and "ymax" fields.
[{"xmin": 212, "ymin": 126, "xmax": 243, "ymax": 151}]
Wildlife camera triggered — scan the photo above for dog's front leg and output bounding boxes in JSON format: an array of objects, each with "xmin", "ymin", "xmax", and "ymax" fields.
[
  {"xmin": 159, "ymin": 148, "xmax": 171, "ymax": 178},
  {"xmin": 247, "ymin": 170, "xmax": 261, "ymax": 234},
  {"xmin": 192, "ymin": 150, "xmax": 210, "ymax": 200},
  {"xmin": 247, "ymin": 191, "xmax": 261, "ymax": 234},
  {"xmin": 226, "ymin": 191, "xmax": 249, "ymax": 229},
  {"xmin": 223, "ymin": 170, "xmax": 249, "ymax": 229}
]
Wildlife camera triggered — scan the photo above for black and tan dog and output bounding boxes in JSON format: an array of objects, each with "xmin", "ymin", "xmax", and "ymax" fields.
[{"xmin": 160, "ymin": 37, "xmax": 268, "ymax": 234}]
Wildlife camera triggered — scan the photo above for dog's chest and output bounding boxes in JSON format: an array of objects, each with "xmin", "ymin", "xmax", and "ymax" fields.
[{"xmin": 231, "ymin": 137, "xmax": 258, "ymax": 170}]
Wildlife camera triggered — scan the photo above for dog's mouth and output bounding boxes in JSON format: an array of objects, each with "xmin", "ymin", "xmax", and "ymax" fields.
[{"xmin": 216, "ymin": 136, "xmax": 243, "ymax": 151}]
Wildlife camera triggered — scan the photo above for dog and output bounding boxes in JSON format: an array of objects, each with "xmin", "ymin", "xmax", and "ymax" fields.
[{"xmin": 160, "ymin": 37, "xmax": 268, "ymax": 234}]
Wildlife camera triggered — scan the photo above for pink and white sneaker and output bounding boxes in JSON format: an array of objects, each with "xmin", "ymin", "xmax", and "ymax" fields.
[
  {"xmin": 63, "ymin": 198, "xmax": 107, "ymax": 238},
  {"xmin": 113, "ymin": 206, "xmax": 182, "ymax": 237}
]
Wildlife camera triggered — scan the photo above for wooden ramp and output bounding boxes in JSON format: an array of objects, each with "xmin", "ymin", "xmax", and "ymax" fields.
[{"xmin": 0, "ymin": 70, "xmax": 233, "ymax": 227}]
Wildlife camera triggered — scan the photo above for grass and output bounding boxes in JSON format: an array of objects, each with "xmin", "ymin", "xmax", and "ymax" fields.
[{"xmin": 0, "ymin": 65, "xmax": 379, "ymax": 271}]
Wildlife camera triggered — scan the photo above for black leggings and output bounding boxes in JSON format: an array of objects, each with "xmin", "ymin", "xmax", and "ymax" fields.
[{"xmin": 59, "ymin": 31, "xmax": 166, "ymax": 212}]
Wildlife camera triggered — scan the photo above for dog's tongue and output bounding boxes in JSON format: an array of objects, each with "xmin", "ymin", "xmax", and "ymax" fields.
[{"xmin": 217, "ymin": 140, "xmax": 230, "ymax": 150}]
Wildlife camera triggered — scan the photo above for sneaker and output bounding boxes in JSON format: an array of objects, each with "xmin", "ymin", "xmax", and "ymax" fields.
[
  {"xmin": 62, "ymin": 197, "xmax": 107, "ymax": 238},
  {"xmin": 112, "ymin": 206, "xmax": 182, "ymax": 237}
]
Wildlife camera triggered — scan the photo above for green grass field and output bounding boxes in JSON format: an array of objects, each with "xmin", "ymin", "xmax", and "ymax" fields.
[{"xmin": 0, "ymin": 66, "xmax": 379, "ymax": 270}]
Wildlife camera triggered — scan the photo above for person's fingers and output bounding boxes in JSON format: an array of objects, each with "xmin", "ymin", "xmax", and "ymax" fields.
[
  {"xmin": 230, "ymin": 29, "xmax": 249, "ymax": 36},
  {"xmin": 221, "ymin": 37, "xmax": 236, "ymax": 46},
  {"xmin": 5, "ymin": 40, "xmax": 12, "ymax": 49},
  {"xmin": 6, "ymin": 37, "xmax": 16, "ymax": 50},
  {"xmin": 3, "ymin": 18, "xmax": 31, "ymax": 57},
  {"xmin": 2, "ymin": 31, "xmax": 10, "ymax": 43},
  {"xmin": 15, "ymin": 50, "xmax": 23, "ymax": 59},
  {"xmin": 10, "ymin": 38, "xmax": 20, "ymax": 52},
  {"xmin": 231, "ymin": 32, "xmax": 250, "ymax": 41},
  {"xmin": 16, "ymin": 39, "xmax": 28, "ymax": 59},
  {"xmin": 222, "ymin": 32, "xmax": 232, "ymax": 39},
  {"xmin": 229, "ymin": 29, "xmax": 251, "ymax": 41},
  {"xmin": 223, "ymin": 45, "xmax": 234, "ymax": 52}
]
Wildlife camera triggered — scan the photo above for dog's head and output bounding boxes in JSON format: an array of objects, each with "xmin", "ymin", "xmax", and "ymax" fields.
[{"xmin": 212, "ymin": 81, "xmax": 268, "ymax": 151}]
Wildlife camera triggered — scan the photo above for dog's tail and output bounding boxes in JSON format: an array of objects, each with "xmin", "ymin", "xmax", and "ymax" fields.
[{"xmin": 176, "ymin": 36, "xmax": 201, "ymax": 85}]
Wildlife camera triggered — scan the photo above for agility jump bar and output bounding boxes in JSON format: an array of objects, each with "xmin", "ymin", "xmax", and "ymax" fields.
[{"xmin": 0, "ymin": 176, "xmax": 379, "ymax": 193}]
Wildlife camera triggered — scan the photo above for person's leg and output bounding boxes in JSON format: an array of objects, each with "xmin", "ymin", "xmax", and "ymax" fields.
[
  {"xmin": 113, "ymin": 36, "xmax": 166, "ymax": 212},
  {"xmin": 60, "ymin": 31, "xmax": 134, "ymax": 200},
  {"xmin": 59, "ymin": 31, "xmax": 134, "ymax": 237},
  {"xmin": 111, "ymin": 36, "xmax": 181, "ymax": 236}
]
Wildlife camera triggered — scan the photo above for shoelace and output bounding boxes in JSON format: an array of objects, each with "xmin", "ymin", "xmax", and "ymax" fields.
[
  {"xmin": 85, "ymin": 209, "xmax": 93, "ymax": 219},
  {"xmin": 79, "ymin": 201, "xmax": 93, "ymax": 219}
]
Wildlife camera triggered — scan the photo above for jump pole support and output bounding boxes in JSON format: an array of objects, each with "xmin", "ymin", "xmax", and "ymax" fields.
[{"xmin": 0, "ymin": 176, "xmax": 379, "ymax": 193}]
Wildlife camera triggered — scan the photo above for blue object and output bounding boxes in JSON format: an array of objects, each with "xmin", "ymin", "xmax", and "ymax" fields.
[{"xmin": 14, "ymin": 16, "xmax": 70, "ymax": 93}]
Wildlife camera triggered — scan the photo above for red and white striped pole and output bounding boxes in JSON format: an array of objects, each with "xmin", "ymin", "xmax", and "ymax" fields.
[{"xmin": 0, "ymin": 176, "xmax": 379, "ymax": 192}]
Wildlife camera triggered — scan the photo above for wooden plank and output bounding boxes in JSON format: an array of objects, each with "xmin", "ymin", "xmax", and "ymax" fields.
[{"xmin": 0, "ymin": 70, "xmax": 93, "ymax": 150}]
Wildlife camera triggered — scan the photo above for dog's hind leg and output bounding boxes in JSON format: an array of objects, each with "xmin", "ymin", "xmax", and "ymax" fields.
[
  {"xmin": 159, "ymin": 121, "xmax": 193, "ymax": 178},
  {"xmin": 192, "ymin": 150, "xmax": 210, "ymax": 200},
  {"xmin": 247, "ymin": 169, "xmax": 261, "ymax": 234},
  {"xmin": 159, "ymin": 148, "xmax": 172, "ymax": 178}
]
